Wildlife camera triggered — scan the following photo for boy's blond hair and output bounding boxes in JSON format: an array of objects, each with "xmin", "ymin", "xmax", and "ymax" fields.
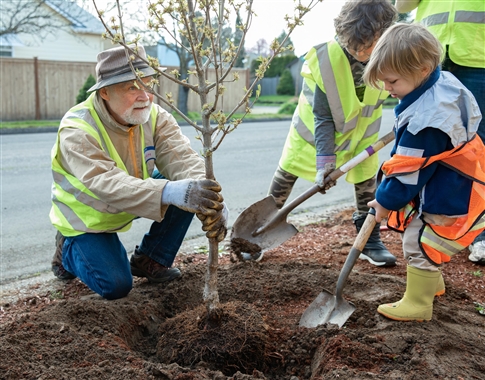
[
  {"xmin": 364, "ymin": 23, "xmax": 443, "ymax": 89},
  {"xmin": 334, "ymin": 0, "xmax": 397, "ymax": 51}
]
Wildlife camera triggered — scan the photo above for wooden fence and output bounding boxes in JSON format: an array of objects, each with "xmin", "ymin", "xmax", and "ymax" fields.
[{"xmin": 0, "ymin": 57, "xmax": 250, "ymax": 121}]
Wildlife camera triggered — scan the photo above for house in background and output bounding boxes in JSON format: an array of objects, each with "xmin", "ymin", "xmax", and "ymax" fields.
[
  {"xmin": 145, "ymin": 43, "xmax": 181, "ymax": 67},
  {"xmin": 0, "ymin": 0, "xmax": 113, "ymax": 121},
  {"xmin": 286, "ymin": 55, "xmax": 305, "ymax": 96},
  {"xmin": 0, "ymin": 0, "xmax": 110, "ymax": 62}
]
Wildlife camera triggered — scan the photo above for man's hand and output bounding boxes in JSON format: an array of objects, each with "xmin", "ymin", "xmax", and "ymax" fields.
[
  {"xmin": 161, "ymin": 179, "xmax": 223, "ymax": 216},
  {"xmin": 197, "ymin": 202, "xmax": 229, "ymax": 242},
  {"xmin": 315, "ymin": 155, "xmax": 337, "ymax": 193}
]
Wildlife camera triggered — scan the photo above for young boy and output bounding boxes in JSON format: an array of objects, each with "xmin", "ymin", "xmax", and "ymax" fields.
[
  {"xmin": 261, "ymin": 0, "xmax": 398, "ymax": 266},
  {"xmin": 364, "ymin": 23, "xmax": 485, "ymax": 321}
]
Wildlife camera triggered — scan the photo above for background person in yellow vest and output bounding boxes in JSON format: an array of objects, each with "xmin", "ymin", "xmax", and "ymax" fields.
[
  {"xmin": 50, "ymin": 45, "xmax": 227, "ymax": 300},
  {"xmin": 261, "ymin": 0, "xmax": 398, "ymax": 266},
  {"xmin": 365, "ymin": 23, "xmax": 484, "ymax": 321},
  {"xmin": 395, "ymin": 1, "xmax": 485, "ymax": 265}
]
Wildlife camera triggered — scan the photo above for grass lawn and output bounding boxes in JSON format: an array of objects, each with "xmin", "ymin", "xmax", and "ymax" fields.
[{"xmin": 1, "ymin": 120, "xmax": 61, "ymax": 129}]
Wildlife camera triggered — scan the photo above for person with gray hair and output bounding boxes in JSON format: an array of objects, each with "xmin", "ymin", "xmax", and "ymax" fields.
[
  {"xmin": 262, "ymin": 0, "xmax": 398, "ymax": 266},
  {"xmin": 50, "ymin": 45, "xmax": 227, "ymax": 300}
]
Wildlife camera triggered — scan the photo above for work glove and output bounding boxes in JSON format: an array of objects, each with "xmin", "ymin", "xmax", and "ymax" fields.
[
  {"xmin": 315, "ymin": 154, "xmax": 337, "ymax": 193},
  {"xmin": 161, "ymin": 179, "xmax": 223, "ymax": 216},
  {"xmin": 197, "ymin": 202, "xmax": 229, "ymax": 242}
]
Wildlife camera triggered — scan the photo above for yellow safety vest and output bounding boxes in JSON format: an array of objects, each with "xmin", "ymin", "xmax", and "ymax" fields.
[
  {"xmin": 415, "ymin": 0, "xmax": 485, "ymax": 68},
  {"xmin": 279, "ymin": 40, "xmax": 389, "ymax": 184},
  {"xmin": 50, "ymin": 93, "xmax": 157, "ymax": 237}
]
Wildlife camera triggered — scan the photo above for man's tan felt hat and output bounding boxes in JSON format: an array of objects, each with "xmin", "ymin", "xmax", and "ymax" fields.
[{"xmin": 88, "ymin": 45, "xmax": 165, "ymax": 92}]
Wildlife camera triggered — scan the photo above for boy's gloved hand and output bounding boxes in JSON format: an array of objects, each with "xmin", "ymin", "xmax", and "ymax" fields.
[
  {"xmin": 315, "ymin": 155, "xmax": 337, "ymax": 193},
  {"xmin": 197, "ymin": 202, "xmax": 229, "ymax": 242},
  {"xmin": 161, "ymin": 179, "xmax": 223, "ymax": 216}
]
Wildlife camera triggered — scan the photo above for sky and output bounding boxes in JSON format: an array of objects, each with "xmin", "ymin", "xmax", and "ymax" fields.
[
  {"xmin": 84, "ymin": 0, "xmax": 346, "ymax": 57},
  {"xmin": 244, "ymin": 0, "xmax": 346, "ymax": 56}
]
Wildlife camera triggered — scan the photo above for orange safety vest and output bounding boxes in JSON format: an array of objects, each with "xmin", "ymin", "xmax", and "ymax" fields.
[{"xmin": 384, "ymin": 135, "xmax": 485, "ymax": 265}]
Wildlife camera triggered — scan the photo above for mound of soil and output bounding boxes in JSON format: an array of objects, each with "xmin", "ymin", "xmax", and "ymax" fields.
[{"xmin": 1, "ymin": 208, "xmax": 484, "ymax": 379}]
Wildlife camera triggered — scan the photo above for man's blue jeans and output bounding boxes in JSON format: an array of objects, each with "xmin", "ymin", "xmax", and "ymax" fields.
[
  {"xmin": 61, "ymin": 170, "xmax": 194, "ymax": 300},
  {"xmin": 444, "ymin": 60, "xmax": 485, "ymax": 244}
]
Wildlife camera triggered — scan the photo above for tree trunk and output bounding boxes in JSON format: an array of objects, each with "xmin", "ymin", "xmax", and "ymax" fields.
[
  {"xmin": 201, "ymin": 112, "xmax": 220, "ymax": 318},
  {"xmin": 177, "ymin": 84, "xmax": 189, "ymax": 115}
]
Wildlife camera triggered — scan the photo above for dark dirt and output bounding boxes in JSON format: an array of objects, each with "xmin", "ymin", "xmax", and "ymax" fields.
[{"xmin": 1, "ymin": 208, "xmax": 484, "ymax": 380}]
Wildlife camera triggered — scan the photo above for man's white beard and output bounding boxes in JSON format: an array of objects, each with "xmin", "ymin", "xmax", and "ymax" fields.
[{"xmin": 121, "ymin": 101, "xmax": 152, "ymax": 125}]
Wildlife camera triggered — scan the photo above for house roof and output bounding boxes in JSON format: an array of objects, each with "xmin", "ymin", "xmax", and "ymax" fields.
[{"xmin": 45, "ymin": 0, "xmax": 105, "ymax": 35}]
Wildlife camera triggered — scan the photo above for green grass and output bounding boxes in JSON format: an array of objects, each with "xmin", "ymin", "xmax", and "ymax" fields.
[
  {"xmin": 1, "ymin": 120, "xmax": 60, "ymax": 129},
  {"xmin": 250, "ymin": 95, "xmax": 295, "ymax": 105}
]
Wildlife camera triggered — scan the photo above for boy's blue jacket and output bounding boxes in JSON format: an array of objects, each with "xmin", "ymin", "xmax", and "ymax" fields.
[{"xmin": 376, "ymin": 68, "xmax": 482, "ymax": 217}]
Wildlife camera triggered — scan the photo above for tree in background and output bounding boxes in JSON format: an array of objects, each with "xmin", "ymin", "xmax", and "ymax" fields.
[
  {"xmin": 0, "ymin": 0, "xmax": 105, "ymax": 39},
  {"xmin": 247, "ymin": 38, "xmax": 271, "ymax": 57},
  {"xmin": 76, "ymin": 74, "xmax": 96, "ymax": 104},
  {"xmin": 93, "ymin": 0, "xmax": 323, "ymax": 321},
  {"xmin": 276, "ymin": 30, "xmax": 294, "ymax": 55},
  {"xmin": 277, "ymin": 69, "xmax": 295, "ymax": 95},
  {"xmin": 233, "ymin": 11, "xmax": 246, "ymax": 68},
  {"xmin": 249, "ymin": 32, "xmax": 296, "ymax": 77}
]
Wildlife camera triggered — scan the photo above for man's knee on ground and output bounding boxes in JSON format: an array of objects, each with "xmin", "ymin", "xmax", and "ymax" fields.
[{"xmin": 97, "ymin": 277, "xmax": 133, "ymax": 300}]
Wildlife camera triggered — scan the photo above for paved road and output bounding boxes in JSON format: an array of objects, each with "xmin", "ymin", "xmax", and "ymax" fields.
[{"xmin": 0, "ymin": 110, "xmax": 394, "ymax": 290}]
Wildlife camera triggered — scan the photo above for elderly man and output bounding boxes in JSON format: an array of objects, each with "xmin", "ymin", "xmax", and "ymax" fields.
[{"xmin": 50, "ymin": 45, "xmax": 227, "ymax": 300}]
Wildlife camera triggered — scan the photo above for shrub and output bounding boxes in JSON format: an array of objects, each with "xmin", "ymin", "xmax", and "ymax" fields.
[
  {"xmin": 76, "ymin": 74, "xmax": 96, "ymax": 104},
  {"xmin": 250, "ymin": 55, "xmax": 297, "ymax": 77},
  {"xmin": 277, "ymin": 69, "xmax": 295, "ymax": 96},
  {"xmin": 278, "ymin": 97, "xmax": 298, "ymax": 115}
]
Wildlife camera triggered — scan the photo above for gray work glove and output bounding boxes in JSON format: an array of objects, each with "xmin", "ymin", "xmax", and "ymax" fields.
[
  {"xmin": 161, "ymin": 179, "xmax": 223, "ymax": 216},
  {"xmin": 315, "ymin": 155, "xmax": 337, "ymax": 193},
  {"xmin": 197, "ymin": 202, "xmax": 229, "ymax": 242}
]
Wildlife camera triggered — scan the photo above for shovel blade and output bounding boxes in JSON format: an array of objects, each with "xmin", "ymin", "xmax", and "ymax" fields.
[
  {"xmin": 299, "ymin": 291, "xmax": 356, "ymax": 328},
  {"xmin": 231, "ymin": 195, "xmax": 298, "ymax": 252}
]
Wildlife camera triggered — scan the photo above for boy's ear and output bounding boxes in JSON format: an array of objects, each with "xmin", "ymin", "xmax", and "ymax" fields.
[{"xmin": 420, "ymin": 66, "xmax": 432, "ymax": 78}]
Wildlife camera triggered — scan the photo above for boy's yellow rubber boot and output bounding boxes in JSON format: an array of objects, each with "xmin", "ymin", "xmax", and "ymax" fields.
[
  {"xmin": 377, "ymin": 266, "xmax": 440, "ymax": 322},
  {"xmin": 435, "ymin": 270, "xmax": 445, "ymax": 297}
]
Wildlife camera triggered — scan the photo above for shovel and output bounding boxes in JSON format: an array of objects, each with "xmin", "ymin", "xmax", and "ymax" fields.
[
  {"xmin": 299, "ymin": 209, "xmax": 377, "ymax": 328},
  {"xmin": 230, "ymin": 131, "xmax": 394, "ymax": 255}
]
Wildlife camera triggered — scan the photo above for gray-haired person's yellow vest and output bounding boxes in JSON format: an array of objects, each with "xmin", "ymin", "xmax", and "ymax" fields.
[
  {"xmin": 416, "ymin": 0, "xmax": 485, "ymax": 68},
  {"xmin": 279, "ymin": 40, "xmax": 389, "ymax": 184},
  {"xmin": 50, "ymin": 93, "xmax": 157, "ymax": 237}
]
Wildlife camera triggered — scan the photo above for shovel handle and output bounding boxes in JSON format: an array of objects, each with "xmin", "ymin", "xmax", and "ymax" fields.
[
  {"xmin": 254, "ymin": 131, "xmax": 395, "ymax": 236},
  {"xmin": 334, "ymin": 209, "xmax": 377, "ymax": 299}
]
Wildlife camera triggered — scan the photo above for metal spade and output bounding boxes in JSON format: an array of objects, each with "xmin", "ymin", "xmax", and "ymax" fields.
[
  {"xmin": 299, "ymin": 209, "xmax": 377, "ymax": 328},
  {"xmin": 230, "ymin": 131, "xmax": 394, "ymax": 254}
]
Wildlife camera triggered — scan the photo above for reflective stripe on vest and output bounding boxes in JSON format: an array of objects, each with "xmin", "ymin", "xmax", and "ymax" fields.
[
  {"xmin": 416, "ymin": 0, "xmax": 485, "ymax": 68},
  {"xmin": 420, "ymin": 215, "xmax": 485, "ymax": 265},
  {"xmin": 292, "ymin": 81, "xmax": 316, "ymax": 145},
  {"xmin": 50, "ymin": 93, "xmax": 158, "ymax": 237},
  {"xmin": 278, "ymin": 41, "xmax": 388, "ymax": 184},
  {"xmin": 421, "ymin": 10, "xmax": 485, "ymax": 26}
]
